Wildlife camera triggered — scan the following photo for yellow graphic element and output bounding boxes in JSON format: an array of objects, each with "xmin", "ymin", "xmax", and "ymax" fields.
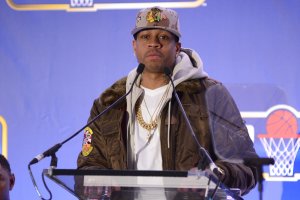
[
  {"xmin": 0, "ymin": 116, "xmax": 8, "ymax": 158},
  {"xmin": 82, "ymin": 144, "xmax": 93, "ymax": 156},
  {"xmin": 263, "ymin": 172, "xmax": 300, "ymax": 182},
  {"xmin": 6, "ymin": 0, "xmax": 206, "ymax": 12}
]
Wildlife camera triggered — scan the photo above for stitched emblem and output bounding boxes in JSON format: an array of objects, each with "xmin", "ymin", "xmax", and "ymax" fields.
[
  {"xmin": 82, "ymin": 127, "xmax": 93, "ymax": 156},
  {"xmin": 146, "ymin": 8, "xmax": 167, "ymax": 23}
]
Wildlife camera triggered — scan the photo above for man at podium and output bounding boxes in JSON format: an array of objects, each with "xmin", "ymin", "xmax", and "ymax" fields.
[{"xmin": 77, "ymin": 6, "xmax": 258, "ymax": 199}]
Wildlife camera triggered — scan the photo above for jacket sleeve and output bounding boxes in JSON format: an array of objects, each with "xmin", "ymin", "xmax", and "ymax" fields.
[
  {"xmin": 77, "ymin": 99, "xmax": 110, "ymax": 170},
  {"xmin": 206, "ymin": 83, "xmax": 258, "ymax": 195}
]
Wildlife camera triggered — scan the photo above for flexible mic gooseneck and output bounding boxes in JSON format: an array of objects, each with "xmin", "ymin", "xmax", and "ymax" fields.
[
  {"xmin": 29, "ymin": 63, "xmax": 145, "ymax": 166},
  {"xmin": 163, "ymin": 67, "xmax": 223, "ymax": 177}
]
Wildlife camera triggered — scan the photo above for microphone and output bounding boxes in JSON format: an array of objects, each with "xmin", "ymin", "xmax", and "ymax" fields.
[
  {"xmin": 29, "ymin": 63, "xmax": 145, "ymax": 166},
  {"xmin": 164, "ymin": 67, "xmax": 223, "ymax": 177}
]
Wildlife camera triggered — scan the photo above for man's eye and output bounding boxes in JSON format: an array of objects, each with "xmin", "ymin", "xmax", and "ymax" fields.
[
  {"xmin": 159, "ymin": 35, "xmax": 169, "ymax": 41},
  {"xmin": 140, "ymin": 35, "xmax": 149, "ymax": 40}
]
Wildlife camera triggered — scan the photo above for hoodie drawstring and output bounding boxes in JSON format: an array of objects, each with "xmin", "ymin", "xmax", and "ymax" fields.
[{"xmin": 167, "ymin": 101, "xmax": 171, "ymax": 149}]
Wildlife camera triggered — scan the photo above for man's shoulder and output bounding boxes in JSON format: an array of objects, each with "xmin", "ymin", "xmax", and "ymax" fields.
[
  {"xmin": 200, "ymin": 77, "xmax": 220, "ymax": 88},
  {"xmin": 98, "ymin": 77, "xmax": 127, "ymax": 107},
  {"xmin": 176, "ymin": 77, "xmax": 221, "ymax": 93}
]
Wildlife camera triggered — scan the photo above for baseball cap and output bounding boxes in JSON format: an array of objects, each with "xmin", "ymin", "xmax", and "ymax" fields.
[{"xmin": 131, "ymin": 6, "xmax": 181, "ymax": 38}]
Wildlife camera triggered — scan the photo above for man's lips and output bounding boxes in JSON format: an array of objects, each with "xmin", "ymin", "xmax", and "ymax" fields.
[
  {"xmin": 145, "ymin": 51, "xmax": 163, "ymax": 59},
  {"xmin": 146, "ymin": 51, "xmax": 162, "ymax": 57}
]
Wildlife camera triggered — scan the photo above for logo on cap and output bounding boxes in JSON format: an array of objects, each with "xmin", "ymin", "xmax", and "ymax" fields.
[{"xmin": 146, "ymin": 8, "xmax": 167, "ymax": 23}]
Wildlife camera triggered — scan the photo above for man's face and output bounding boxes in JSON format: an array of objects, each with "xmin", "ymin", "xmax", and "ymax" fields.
[
  {"xmin": 132, "ymin": 29, "xmax": 181, "ymax": 73},
  {"xmin": 0, "ymin": 165, "xmax": 14, "ymax": 200}
]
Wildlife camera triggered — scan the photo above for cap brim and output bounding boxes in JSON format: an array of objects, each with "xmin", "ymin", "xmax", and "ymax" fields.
[{"xmin": 131, "ymin": 26, "xmax": 181, "ymax": 38}]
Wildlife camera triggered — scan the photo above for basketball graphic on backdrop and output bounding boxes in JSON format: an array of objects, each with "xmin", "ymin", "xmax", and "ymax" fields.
[
  {"xmin": 258, "ymin": 107, "xmax": 300, "ymax": 178},
  {"xmin": 266, "ymin": 110, "xmax": 298, "ymax": 138}
]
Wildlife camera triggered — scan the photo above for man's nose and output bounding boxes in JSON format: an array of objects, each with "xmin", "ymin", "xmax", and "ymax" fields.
[{"xmin": 147, "ymin": 38, "xmax": 162, "ymax": 48}]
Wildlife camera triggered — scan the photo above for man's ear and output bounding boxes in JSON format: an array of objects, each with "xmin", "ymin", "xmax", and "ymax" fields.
[
  {"xmin": 176, "ymin": 42, "xmax": 181, "ymax": 55},
  {"xmin": 132, "ymin": 40, "xmax": 137, "ymax": 57},
  {"xmin": 9, "ymin": 173, "xmax": 15, "ymax": 191}
]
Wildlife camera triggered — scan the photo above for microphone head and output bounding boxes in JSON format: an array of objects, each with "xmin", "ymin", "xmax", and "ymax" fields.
[
  {"xmin": 163, "ymin": 67, "xmax": 172, "ymax": 76},
  {"xmin": 137, "ymin": 63, "xmax": 145, "ymax": 74}
]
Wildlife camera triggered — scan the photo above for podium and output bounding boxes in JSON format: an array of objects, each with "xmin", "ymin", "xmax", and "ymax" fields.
[{"xmin": 44, "ymin": 168, "xmax": 242, "ymax": 200}]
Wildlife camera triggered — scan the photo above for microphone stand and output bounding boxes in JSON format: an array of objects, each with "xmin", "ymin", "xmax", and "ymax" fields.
[
  {"xmin": 28, "ymin": 64, "xmax": 145, "ymax": 200},
  {"xmin": 164, "ymin": 67, "xmax": 224, "ymax": 177},
  {"xmin": 244, "ymin": 157, "xmax": 275, "ymax": 200},
  {"xmin": 29, "ymin": 89, "xmax": 123, "ymax": 165}
]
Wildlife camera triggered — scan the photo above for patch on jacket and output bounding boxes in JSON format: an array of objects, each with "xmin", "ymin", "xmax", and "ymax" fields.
[{"xmin": 81, "ymin": 127, "xmax": 93, "ymax": 156}]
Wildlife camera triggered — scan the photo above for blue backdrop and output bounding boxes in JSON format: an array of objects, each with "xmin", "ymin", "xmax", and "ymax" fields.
[{"xmin": 1, "ymin": 0, "xmax": 299, "ymax": 199}]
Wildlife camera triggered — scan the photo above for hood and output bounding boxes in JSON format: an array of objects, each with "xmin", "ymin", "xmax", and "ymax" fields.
[
  {"xmin": 172, "ymin": 48, "xmax": 208, "ymax": 87},
  {"xmin": 126, "ymin": 47, "xmax": 208, "ymax": 91},
  {"xmin": 125, "ymin": 47, "xmax": 208, "ymax": 102}
]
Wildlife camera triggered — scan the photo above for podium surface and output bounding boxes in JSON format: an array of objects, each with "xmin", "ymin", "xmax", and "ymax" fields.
[{"xmin": 44, "ymin": 169, "xmax": 242, "ymax": 200}]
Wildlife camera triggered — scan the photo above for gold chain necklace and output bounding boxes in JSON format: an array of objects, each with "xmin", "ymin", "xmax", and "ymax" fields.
[
  {"xmin": 135, "ymin": 84, "xmax": 171, "ymax": 141},
  {"xmin": 136, "ymin": 106, "xmax": 158, "ymax": 131}
]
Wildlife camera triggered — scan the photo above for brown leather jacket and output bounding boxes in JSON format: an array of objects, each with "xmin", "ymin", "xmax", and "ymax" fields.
[{"xmin": 77, "ymin": 77, "xmax": 258, "ymax": 195}]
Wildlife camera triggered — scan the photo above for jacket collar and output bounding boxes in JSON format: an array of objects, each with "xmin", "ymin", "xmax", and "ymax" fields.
[
  {"xmin": 100, "ymin": 77, "xmax": 127, "ymax": 107},
  {"xmin": 100, "ymin": 77, "xmax": 212, "ymax": 106}
]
